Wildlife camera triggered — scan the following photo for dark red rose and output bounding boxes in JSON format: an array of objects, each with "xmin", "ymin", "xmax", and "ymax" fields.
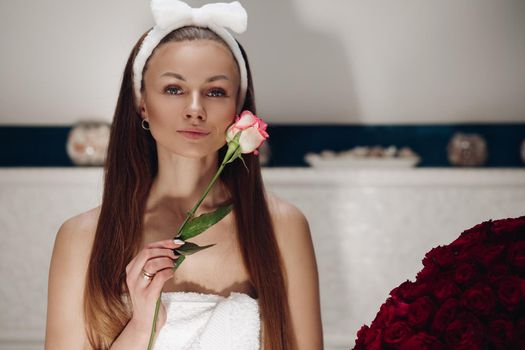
[
  {"xmin": 384, "ymin": 321, "xmax": 414, "ymax": 348},
  {"xmin": 430, "ymin": 246, "xmax": 455, "ymax": 268},
  {"xmin": 454, "ymin": 244, "xmax": 477, "ymax": 262},
  {"xmin": 423, "ymin": 247, "xmax": 443, "ymax": 267},
  {"xmin": 445, "ymin": 313, "xmax": 485, "ymax": 350},
  {"xmin": 476, "ymin": 244, "xmax": 505, "ymax": 267},
  {"xmin": 354, "ymin": 325, "xmax": 367, "ymax": 349},
  {"xmin": 454, "ymin": 262, "xmax": 478, "ymax": 286},
  {"xmin": 400, "ymin": 332, "xmax": 443, "ymax": 350},
  {"xmin": 488, "ymin": 319, "xmax": 516, "ymax": 349},
  {"xmin": 408, "ymin": 296, "xmax": 435, "ymax": 328},
  {"xmin": 433, "ymin": 278, "xmax": 461, "ymax": 301},
  {"xmin": 497, "ymin": 276, "xmax": 524, "ymax": 311},
  {"xmin": 416, "ymin": 263, "xmax": 440, "ymax": 282},
  {"xmin": 391, "ymin": 281, "xmax": 429, "ymax": 302},
  {"xmin": 451, "ymin": 222, "xmax": 490, "ymax": 248},
  {"xmin": 487, "ymin": 264, "xmax": 510, "ymax": 284},
  {"xmin": 507, "ymin": 241, "xmax": 525, "ymax": 269},
  {"xmin": 355, "ymin": 325, "xmax": 381, "ymax": 350},
  {"xmin": 394, "ymin": 300, "xmax": 410, "ymax": 319},
  {"xmin": 432, "ymin": 299, "xmax": 460, "ymax": 334},
  {"xmin": 491, "ymin": 216, "xmax": 525, "ymax": 235},
  {"xmin": 365, "ymin": 328, "xmax": 382, "ymax": 350},
  {"xmin": 461, "ymin": 284, "xmax": 496, "ymax": 316},
  {"xmin": 374, "ymin": 298, "xmax": 401, "ymax": 328},
  {"xmin": 517, "ymin": 317, "xmax": 525, "ymax": 346}
]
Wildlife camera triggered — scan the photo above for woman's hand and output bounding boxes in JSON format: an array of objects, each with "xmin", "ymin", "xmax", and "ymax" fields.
[{"xmin": 124, "ymin": 239, "xmax": 185, "ymax": 334}]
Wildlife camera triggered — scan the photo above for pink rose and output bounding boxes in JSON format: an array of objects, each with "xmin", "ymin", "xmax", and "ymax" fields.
[{"xmin": 226, "ymin": 110, "xmax": 269, "ymax": 155}]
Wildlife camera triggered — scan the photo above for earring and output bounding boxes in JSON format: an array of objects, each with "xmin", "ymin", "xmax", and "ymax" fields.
[{"xmin": 141, "ymin": 119, "xmax": 150, "ymax": 130}]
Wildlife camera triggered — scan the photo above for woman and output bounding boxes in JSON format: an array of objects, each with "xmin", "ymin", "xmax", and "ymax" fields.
[{"xmin": 45, "ymin": 1, "xmax": 322, "ymax": 349}]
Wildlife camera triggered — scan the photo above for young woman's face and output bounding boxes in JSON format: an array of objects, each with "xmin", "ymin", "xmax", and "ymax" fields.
[{"xmin": 140, "ymin": 39, "xmax": 240, "ymax": 158}]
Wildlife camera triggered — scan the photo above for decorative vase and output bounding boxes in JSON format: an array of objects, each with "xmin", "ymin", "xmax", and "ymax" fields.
[
  {"xmin": 447, "ymin": 132, "xmax": 487, "ymax": 167},
  {"xmin": 66, "ymin": 120, "xmax": 111, "ymax": 166}
]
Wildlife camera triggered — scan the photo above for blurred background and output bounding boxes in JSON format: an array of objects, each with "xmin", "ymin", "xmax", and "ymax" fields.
[{"xmin": 0, "ymin": 0, "xmax": 524, "ymax": 349}]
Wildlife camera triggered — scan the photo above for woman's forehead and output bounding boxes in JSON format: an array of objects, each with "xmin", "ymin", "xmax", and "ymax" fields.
[{"xmin": 147, "ymin": 40, "xmax": 240, "ymax": 81}]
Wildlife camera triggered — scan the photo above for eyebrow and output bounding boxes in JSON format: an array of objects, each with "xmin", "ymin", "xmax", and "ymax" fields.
[{"xmin": 160, "ymin": 72, "xmax": 230, "ymax": 82}]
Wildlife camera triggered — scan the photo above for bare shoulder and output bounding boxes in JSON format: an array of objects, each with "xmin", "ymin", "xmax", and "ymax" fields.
[
  {"xmin": 266, "ymin": 192, "xmax": 309, "ymax": 234},
  {"xmin": 51, "ymin": 206, "xmax": 100, "ymax": 267},
  {"xmin": 59, "ymin": 205, "xmax": 101, "ymax": 240},
  {"xmin": 45, "ymin": 205, "xmax": 101, "ymax": 349},
  {"xmin": 52, "ymin": 205, "xmax": 101, "ymax": 274},
  {"xmin": 265, "ymin": 193, "xmax": 312, "ymax": 261},
  {"xmin": 265, "ymin": 193, "xmax": 323, "ymax": 348}
]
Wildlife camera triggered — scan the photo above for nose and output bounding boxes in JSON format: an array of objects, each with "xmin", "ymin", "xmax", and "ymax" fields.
[{"xmin": 184, "ymin": 91, "xmax": 206, "ymax": 121}]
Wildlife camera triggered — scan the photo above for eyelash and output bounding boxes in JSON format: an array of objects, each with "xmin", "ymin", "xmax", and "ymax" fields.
[
  {"xmin": 208, "ymin": 88, "xmax": 227, "ymax": 97},
  {"xmin": 165, "ymin": 86, "xmax": 183, "ymax": 95},
  {"xmin": 164, "ymin": 86, "xmax": 228, "ymax": 97}
]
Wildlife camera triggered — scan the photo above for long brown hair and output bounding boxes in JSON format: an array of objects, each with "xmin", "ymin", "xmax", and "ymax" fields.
[{"xmin": 84, "ymin": 26, "xmax": 296, "ymax": 350}]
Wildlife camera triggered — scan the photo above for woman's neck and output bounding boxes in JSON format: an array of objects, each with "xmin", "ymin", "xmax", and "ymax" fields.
[{"xmin": 146, "ymin": 151, "xmax": 229, "ymax": 219}]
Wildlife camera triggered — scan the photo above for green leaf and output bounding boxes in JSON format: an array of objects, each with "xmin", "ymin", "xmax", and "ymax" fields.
[
  {"xmin": 179, "ymin": 204, "xmax": 234, "ymax": 240},
  {"xmin": 173, "ymin": 254, "xmax": 186, "ymax": 271},
  {"xmin": 238, "ymin": 154, "xmax": 249, "ymax": 172},
  {"xmin": 174, "ymin": 242, "xmax": 216, "ymax": 256}
]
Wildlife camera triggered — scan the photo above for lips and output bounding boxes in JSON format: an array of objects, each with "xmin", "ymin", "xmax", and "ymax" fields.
[{"xmin": 177, "ymin": 129, "xmax": 211, "ymax": 140}]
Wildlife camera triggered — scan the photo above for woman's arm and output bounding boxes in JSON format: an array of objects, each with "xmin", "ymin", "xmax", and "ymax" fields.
[
  {"xmin": 269, "ymin": 196, "xmax": 324, "ymax": 350},
  {"xmin": 45, "ymin": 211, "xmax": 96, "ymax": 349},
  {"xmin": 45, "ymin": 208, "xmax": 152, "ymax": 350},
  {"xmin": 45, "ymin": 208, "xmax": 181, "ymax": 350},
  {"xmin": 45, "ymin": 213, "xmax": 157, "ymax": 350}
]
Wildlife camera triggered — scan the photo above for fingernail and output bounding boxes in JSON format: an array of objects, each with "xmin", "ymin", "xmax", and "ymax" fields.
[{"xmin": 173, "ymin": 239, "xmax": 185, "ymax": 245}]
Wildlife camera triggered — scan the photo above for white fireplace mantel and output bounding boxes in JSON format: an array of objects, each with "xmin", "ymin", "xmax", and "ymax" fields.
[{"xmin": 1, "ymin": 167, "xmax": 524, "ymax": 350}]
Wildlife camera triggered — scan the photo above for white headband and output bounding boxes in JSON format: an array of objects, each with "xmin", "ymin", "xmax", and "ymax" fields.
[{"xmin": 132, "ymin": 0, "xmax": 248, "ymax": 114}]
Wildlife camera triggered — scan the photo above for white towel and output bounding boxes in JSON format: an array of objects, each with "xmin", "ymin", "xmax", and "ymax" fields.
[{"xmin": 153, "ymin": 291, "xmax": 260, "ymax": 350}]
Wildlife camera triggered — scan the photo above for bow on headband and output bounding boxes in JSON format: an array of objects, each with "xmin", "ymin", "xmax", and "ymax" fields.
[{"xmin": 151, "ymin": 0, "xmax": 247, "ymax": 34}]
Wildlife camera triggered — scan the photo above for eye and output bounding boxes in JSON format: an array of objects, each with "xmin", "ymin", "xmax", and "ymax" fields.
[
  {"xmin": 207, "ymin": 88, "xmax": 227, "ymax": 97},
  {"xmin": 165, "ymin": 86, "xmax": 183, "ymax": 95}
]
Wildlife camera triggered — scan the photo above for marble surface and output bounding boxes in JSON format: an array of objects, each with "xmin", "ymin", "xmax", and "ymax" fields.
[{"xmin": 0, "ymin": 167, "xmax": 524, "ymax": 349}]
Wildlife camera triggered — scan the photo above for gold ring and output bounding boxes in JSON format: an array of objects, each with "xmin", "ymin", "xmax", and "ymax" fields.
[{"xmin": 142, "ymin": 268, "xmax": 155, "ymax": 280}]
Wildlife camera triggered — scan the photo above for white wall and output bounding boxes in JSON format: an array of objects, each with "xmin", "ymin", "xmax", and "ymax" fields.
[
  {"xmin": 1, "ymin": 0, "xmax": 524, "ymax": 125},
  {"xmin": 2, "ymin": 167, "xmax": 525, "ymax": 349}
]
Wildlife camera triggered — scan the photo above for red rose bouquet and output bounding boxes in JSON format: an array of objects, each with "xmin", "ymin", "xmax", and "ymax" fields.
[{"xmin": 353, "ymin": 216, "xmax": 525, "ymax": 350}]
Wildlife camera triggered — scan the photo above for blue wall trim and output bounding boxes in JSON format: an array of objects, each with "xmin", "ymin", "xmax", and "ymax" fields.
[
  {"xmin": 266, "ymin": 123, "xmax": 525, "ymax": 167},
  {"xmin": 0, "ymin": 126, "xmax": 72, "ymax": 167},
  {"xmin": 0, "ymin": 124, "xmax": 524, "ymax": 167}
]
